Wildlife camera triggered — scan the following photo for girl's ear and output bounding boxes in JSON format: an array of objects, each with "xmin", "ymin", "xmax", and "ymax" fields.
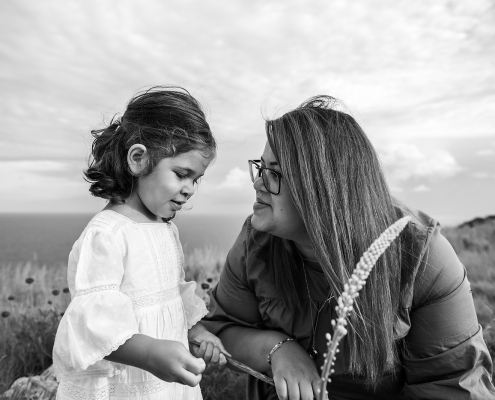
[{"xmin": 127, "ymin": 144, "xmax": 149, "ymax": 176}]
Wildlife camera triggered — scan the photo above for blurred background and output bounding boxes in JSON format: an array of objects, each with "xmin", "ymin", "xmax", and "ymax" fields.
[{"xmin": 0, "ymin": 0, "xmax": 494, "ymax": 266}]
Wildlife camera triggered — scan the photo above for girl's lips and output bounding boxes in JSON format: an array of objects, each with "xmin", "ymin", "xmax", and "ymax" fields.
[{"xmin": 170, "ymin": 200, "xmax": 184, "ymax": 211}]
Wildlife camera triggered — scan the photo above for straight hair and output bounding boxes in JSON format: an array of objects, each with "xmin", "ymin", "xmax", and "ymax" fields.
[{"xmin": 265, "ymin": 96, "xmax": 410, "ymax": 387}]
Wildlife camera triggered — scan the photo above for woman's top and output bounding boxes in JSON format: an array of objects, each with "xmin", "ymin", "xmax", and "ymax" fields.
[
  {"xmin": 53, "ymin": 210, "xmax": 208, "ymax": 400},
  {"xmin": 202, "ymin": 210, "xmax": 495, "ymax": 400}
]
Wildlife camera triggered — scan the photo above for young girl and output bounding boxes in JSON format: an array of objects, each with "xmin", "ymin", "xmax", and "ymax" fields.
[{"xmin": 53, "ymin": 87, "xmax": 230, "ymax": 400}]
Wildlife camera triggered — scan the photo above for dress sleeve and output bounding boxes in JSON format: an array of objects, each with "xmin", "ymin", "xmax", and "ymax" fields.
[
  {"xmin": 53, "ymin": 227, "xmax": 139, "ymax": 381},
  {"xmin": 170, "ymin": 223, "xmax": 208, "ymax": 329},
  {"xmin": 202, "ymin": 217, "xmax": 264, "ymax": 336},
  {"xmin": 401, "ymin": 229, "xmax": 495, "ymax": 399}
]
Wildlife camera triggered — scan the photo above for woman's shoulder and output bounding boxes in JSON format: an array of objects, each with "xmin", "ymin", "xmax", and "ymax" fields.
[{"xmin": 398, "ymin": 207, "xmax": 465, "ymax": 309}]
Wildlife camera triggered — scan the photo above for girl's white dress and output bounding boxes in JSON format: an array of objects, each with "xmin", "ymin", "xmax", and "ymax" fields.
[{"xmin": 53, "ymin": 210, "xmax": 208, "ymax": 400}]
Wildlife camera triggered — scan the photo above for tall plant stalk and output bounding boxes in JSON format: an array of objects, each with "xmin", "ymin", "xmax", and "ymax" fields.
[{"xmin": 318, "ymin": 216, "xmax": 411, "ymax": 400}]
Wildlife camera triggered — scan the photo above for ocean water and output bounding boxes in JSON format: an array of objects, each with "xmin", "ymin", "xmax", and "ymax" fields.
[{"xmin": 0, "ymin": 213, "xmax": 248, "ymax": 266}]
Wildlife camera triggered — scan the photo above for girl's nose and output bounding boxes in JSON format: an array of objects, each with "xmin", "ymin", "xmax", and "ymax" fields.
[{"xmin": 181, "ymin": 180, "xmax": 196, "ymax": 198}]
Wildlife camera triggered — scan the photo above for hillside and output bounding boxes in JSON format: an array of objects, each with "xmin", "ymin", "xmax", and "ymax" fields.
[{"xmin": 442, "ymin": 215, "xmax": 495, "ymax": 362}]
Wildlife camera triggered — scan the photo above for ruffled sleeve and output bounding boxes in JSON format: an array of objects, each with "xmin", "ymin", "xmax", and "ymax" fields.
[
  {"xmin": 53, "ymin": 226, "xmax": 139, "ymax": 381},
  {"xmin": 170, "ymin": 223, "xmax": 208, "ymax": 329}
]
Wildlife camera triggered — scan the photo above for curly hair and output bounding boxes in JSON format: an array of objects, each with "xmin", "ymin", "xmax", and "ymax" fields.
[{"xmin": 84, "ymin": 86, "xmax": 216, "ymax": 203}]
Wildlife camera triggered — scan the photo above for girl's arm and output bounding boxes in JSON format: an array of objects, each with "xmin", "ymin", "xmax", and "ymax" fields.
[{"xmin": 104, "ymin": 334, "xmax": 205, "ymax": 387}]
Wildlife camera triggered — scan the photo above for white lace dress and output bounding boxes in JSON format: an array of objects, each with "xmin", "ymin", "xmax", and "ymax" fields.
[{"xmin": 53, "ymin": 210, "xmax": 208, "ymax": 400}]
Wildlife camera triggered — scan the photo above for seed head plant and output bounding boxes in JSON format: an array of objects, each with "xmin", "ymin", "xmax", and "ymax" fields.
[{"xmin": 318, "ymin": 216, "xmax": 411, "ymax": 400}]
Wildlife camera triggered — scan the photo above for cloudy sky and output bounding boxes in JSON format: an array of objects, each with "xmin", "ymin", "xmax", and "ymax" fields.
[{"xmin": 1, "ymin": 0, "xmax": 494, "ymax": 226}]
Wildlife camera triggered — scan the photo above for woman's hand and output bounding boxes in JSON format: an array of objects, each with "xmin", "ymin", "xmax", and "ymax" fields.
[
  {"xmin": 188, "ymin": 322, "xmax": 232, "ymax": 370},
  {"xmin": 270, "ymin": 341, "xmax": 322, "ymax": 400},
  {"xmin": 146, "ymin": 339, "xmax": 205, "ymax": 387}
]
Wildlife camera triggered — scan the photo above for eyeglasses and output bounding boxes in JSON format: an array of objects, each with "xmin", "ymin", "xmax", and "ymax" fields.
[{"xmin": 248, "ymin": 159, "xmax": 282, "ymax": 195}]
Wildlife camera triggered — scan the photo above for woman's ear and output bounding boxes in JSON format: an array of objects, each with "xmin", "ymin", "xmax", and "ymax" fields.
[{"xmin": 127, "ymin": 144, "xmax": 149, "ymax": 176}]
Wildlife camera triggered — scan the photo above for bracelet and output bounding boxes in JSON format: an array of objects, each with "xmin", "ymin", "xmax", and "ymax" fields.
[{"xmin": 267, "ymin": 338, "xmax": 295, "ymax": 366}]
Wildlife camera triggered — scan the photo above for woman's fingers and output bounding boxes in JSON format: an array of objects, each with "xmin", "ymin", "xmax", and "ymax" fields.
[
  {"xmin": 299, "ymin": 381, "xmax": 316, "ymax": 400},
  {"xmin": 274, "ymin": 375, "xmax": 288, "ymax": 400},
  {"xmin": 218, "ymin": 353, "xmax": 228, "ymax": 368},
  {"xmin": 214, "ymin": 339, "xmax": 232, "ymax": 357},
  {"xmin": 287, "ymin": 379, "xmax": 300, "ymax": 400},
  {"xmin": 312, "ymin": 379, "xmax": 323, "ymax": 399},
  {"xmin": 203, "ymin": 341, "xmax": 214, "ymax": 363},
  {"xmin": 211, "ymin": 345, "xmax": 220, "ymax": 363}
]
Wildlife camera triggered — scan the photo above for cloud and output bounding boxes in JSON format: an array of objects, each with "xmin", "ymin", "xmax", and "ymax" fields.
[
  {"xmin": 377, "ymin": 143, "xmax": 462, "ymax": 181},
  {"xmin": 217, "ymin": 167, "xmax": 252, "ymax": 189},
  {"xmin": 477, "ymin": 149, "xmax": 495, "ymax": 156},
  {"xmin": 472, "ymin": 172, "xmax": 491, "ymax": 179},
  {"xmin": 1, "ymin": 0, "xmax": 494, "ymax": 213},
  {"xmin": 413, "ymin": 184, "xmax": 431, "ymax": 192}
]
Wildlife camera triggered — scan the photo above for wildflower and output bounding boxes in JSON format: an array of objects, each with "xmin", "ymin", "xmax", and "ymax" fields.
[
  {"xmin": 1, "ymin": 311, "xmax": 10, "ymax": 318},
  {"xmin": 7, "ymin": 295, "xmax": 15, "ymax": 301},
  {"xmin": 201, "ymin": 283, "xmax": 210, "ymax": 290},
  {"xmin": 25, "ymin": 278, "xmax": 34, "ymax": 284},
  {"xmin": 318, "ymin": 216, "xmax": 411, "ymax": 400},
  {"xmin": 63, "ymin": 288, "xmax": 70, "ymax": 293},
  {"xmin": 52, "ymin": 290, "xmax": 60, "ymax": 296},
  {"xmin": 206, "ymin": 278, "xmax": 213, "ymax": 283}
]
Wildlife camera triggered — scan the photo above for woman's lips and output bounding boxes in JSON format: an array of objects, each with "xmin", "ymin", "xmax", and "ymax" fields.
[{"xmin": 253, "ymin": 199, "xmax": 270, "ymax": 210}]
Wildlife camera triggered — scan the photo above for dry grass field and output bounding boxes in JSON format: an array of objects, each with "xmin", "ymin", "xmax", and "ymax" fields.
[{"xmin": 1, "ymin": 217, "xmax": 494, "ymax": 398}]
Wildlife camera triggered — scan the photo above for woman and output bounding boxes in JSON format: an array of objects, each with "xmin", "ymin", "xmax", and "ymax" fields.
[{"xmin": 202, "ymin": 96, "xmax": 495, "ymax": 400}]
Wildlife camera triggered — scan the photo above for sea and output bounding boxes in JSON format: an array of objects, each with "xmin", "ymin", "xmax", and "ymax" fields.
[{"xmin": 0, "ymin": 213, "xmax": 249, "ymax": 266}]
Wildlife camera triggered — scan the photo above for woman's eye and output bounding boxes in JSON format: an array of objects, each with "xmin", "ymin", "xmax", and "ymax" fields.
[{"xmin": 175, "ymin": 172, "xmax": 186, "ymax": 180}]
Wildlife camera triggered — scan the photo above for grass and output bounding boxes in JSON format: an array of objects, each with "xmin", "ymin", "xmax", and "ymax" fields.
[
  {"xmin": 0, "ymin": 247, "xmax": 231, "ymax": 398},
  {"xmin": 1, "ymin": 219, "xmax": 494, "ymax": 398}
]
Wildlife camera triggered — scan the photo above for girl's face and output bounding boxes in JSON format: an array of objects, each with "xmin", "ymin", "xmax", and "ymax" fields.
[
  {"xmin": 251, "ymin": 141, "xmax": 308, "ymax": 242},
  {"xmin": 136, "ymin": 150, "xmax": 211, "ymax": 219}
]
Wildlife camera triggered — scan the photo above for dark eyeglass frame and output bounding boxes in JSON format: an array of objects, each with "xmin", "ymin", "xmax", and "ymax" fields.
[{"xmin": 248, "ymin": 159, "xmax": 282, "ymax": 195}]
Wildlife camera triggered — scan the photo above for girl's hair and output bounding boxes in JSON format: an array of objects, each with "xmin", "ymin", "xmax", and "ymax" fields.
[
  {"xmin": 265, "ymin": 96, "xmax": 413, "ymax": 388},
  {"xmin": 84, "ymin": 86, "xmax": 216, "ymax": 203}
]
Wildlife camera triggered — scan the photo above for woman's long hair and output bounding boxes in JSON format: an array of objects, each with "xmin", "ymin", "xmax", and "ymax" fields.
[{"xmin": 265, "ymin": 96, "xmax": 408, "ymax": 387}]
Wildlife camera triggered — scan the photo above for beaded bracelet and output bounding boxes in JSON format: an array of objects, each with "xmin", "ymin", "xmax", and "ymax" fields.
[{"xmin": 267, "ymin": 338, "xmax": 295, "ymax": 366}]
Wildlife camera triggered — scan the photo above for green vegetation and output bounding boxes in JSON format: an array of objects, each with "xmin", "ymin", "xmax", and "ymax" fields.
[{"xmin": 1, "ymin": 218, "xmax": 494, "ymax": 398}]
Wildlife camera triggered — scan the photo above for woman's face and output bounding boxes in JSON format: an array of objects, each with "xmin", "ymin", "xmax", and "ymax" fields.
[{"xmin": 251, "ymin": 141, "xmax": 308, "ymax": 242}]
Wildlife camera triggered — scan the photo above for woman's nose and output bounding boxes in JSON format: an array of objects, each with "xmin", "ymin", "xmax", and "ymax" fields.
[{"xmin": 253, "ymin": 174, "xmax": 267, "ymax": 192}]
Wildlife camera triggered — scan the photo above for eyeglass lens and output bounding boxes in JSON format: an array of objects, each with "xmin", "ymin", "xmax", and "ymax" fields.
[{"xmin": 249, "ymin": 161, "xmax": 280, "ymax": 194}]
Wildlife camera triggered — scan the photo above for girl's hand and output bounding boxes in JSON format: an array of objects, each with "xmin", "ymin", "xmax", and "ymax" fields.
[
  {"xmin": 147, "ymin": 339, "xmax": 205, "ymax": 387},
  {"xmin": 188, "ymin": 322, "xmax": 232, "ymax": 369},
  {"xmin": 270, "ymin": 341, "xmax": 322, "ymax": 400}
]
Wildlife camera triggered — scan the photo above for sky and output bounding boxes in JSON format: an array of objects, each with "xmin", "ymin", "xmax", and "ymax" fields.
[{"xmin": 1, "ymin": 0, "xmax": 494, "ymax": 226}]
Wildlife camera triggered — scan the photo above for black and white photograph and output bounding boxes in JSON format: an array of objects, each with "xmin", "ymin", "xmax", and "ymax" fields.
[{"xmin": 1, "ymin": 1, "xmax": 494, "ymax": 399}]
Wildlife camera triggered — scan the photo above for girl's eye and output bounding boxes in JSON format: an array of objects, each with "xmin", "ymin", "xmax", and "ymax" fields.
[
  {"xmin": 193, "ymin": 177, "xmax": 201, "ymax": 185},
  {"xmin": 175, "ymin": 172, "xmax": 186, "ymax": 180}
]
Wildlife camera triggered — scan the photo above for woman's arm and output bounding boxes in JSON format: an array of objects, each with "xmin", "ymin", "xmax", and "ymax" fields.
[
  {"xmin": 402, "ymin": 231, "xmax": 495, "ymax": 399},
  {"xmin": 202, "ymin": 218, "xmax": 321, "ymax": 399}
]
